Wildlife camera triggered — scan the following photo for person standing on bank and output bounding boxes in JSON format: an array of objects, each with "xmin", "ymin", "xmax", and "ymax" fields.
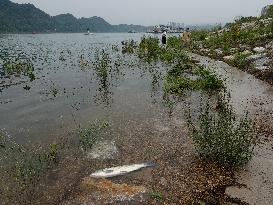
[
  {"xmin": 161, "ymin": 31, "xmax": 167, "ymax": 46},
  {"xmin": 181, "ymin": 28, "xmax": 191, "ymax": 48}
]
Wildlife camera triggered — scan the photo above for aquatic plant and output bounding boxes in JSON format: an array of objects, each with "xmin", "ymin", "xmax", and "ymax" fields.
[
  {"xmin": 164, "ymin": 65, "xmax": 224, "ymax": 94},
  {"xmin": 187, "ymin": 92, "xmax": 257, "ymax": 167},
  {"xmin": 3, "ymin": 59, "xmax": 35, "ymax": 81},
  {"xmin": 138, "ymin": 36, "xmax": 161, "ymax": 62},
  {"xmin": 121, "ymin": 39, "xmax": 137, "ymax": 54},
  {"xmin": 79, "ymin": 120, "xmax": 109, "ymax": 151},
  {"xmin": 0, "ymin": 131, "xmax": 60, "ymax": 204}
]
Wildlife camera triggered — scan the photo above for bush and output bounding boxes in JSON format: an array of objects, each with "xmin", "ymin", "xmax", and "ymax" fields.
[
  {"xmin": 187, "ymin": 92, "xmax": 256, "ymax": 167},
  {"xmin": 231, "ymin": 52, "xmax": 250, "ymax": 70},
  {"xmin": 121, "ymin": 39, "xmax": 137, "ymax": 54}
]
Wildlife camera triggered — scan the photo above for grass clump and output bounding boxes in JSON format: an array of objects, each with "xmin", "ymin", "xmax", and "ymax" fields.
[
  {"xmin": 164, "ymin": 66, "xmax": 224, "ymax": 94},
  {"xmin": 187, "ymin": 92, "xmax": 256, "ymax": 167},
  {"xmin": 150, "ymin": 191, "xmax": 164, "ymax": 202},
  {"xmin": 79, "ymin": 120, "xmax": 109, "ymax": 151},
  {"xmin": 231, "ymin": 52, "xmax": 251, "ymax": 70}
]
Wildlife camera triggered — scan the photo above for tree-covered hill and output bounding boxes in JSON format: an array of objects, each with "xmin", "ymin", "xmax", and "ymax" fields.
[{"xmin": 0, "ymin": 0, "xmax": 150, "ymax": 33}]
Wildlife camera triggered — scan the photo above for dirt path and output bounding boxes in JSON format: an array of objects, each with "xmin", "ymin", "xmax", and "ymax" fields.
[{"xmin": 193, "ymin": 54, "xmax": 273, "ymax": 205}]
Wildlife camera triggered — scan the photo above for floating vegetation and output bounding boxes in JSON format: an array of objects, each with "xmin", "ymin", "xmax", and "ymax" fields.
[{"xmin": 3, "ymin": 59, "xmax": 35, "ymax": 81}]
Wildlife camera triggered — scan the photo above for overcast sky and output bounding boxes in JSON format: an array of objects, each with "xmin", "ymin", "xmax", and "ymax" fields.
[{"xmin": 11, "ymin": 0, "xmax": 273, "ymax": 26}]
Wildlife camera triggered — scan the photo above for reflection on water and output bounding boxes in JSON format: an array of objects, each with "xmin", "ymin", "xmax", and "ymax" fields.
[{"xmin": 0, "ymin": 33, "xmax": 176, "ymax": 143}]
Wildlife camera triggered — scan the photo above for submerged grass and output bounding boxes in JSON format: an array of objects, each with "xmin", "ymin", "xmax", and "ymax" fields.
[
  {"xmin": 0, "ymin": 119, "xmax": 110, "ymax": 204},
  {"xmin": 79, "ymin": 120, "xmax": 109, "ymax": 151}
]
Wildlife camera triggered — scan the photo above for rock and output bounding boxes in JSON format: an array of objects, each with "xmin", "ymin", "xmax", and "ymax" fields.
[
  {"xmin": 259, "ymin": 18, "xmax": 273, "ymax": 26},
  {"xmin": 254, "ymin": 57, "xmax": 270, "ymax": 67},
  {"xmin": 225, "ymin": 186, "xmax": 253, "ymax": 204},
  {"xmin": 241, "ymin": 22, "xmax": 256, "ymax": 30},
  {"xmin": 215, "ymin": 48, "xmax": 223, "ymax": 55},
  {"xmin": 246, "ymin": 53, "xmax": 267, "ymax": 61},
  {"xmin": 255, "ymin": 66, "xmax": 270, "ymax": 71},
  {"xmin": 253, "ymin": 47, "xmax": 266, "ymax": 53},
  {"xmin": 200, "ymin": 48, "xmax": 210, "ymax": 53},
  {"xmin": 87, "ymin": 140, "xmax": 118, "ymax": 160},
  {"xmin": 160, "ymin": 177, "xmax": 168, "ymax": 186},
  {"xmin": 223, "ymin": 55, "xmax": 234, "ymax": 61},
  {"xmin": 242, "ymin": 50, "xmax": 252, "ymax": 55},
  {"xmin": 265, "ymin": 41, "xmax": 273, "ymax": 49}
]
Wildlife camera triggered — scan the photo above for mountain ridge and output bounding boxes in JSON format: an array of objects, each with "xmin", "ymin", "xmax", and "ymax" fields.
[{"xmin": 0, "ymin": 0, "xmax": 150, "ymax": 33}]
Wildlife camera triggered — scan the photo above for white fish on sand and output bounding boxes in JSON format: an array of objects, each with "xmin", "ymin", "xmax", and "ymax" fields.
[{"xmin": 90, "ymin": 162, "xmax": 155, "ymax": 178}]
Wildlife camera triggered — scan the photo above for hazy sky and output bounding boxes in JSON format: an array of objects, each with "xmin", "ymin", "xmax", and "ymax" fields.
[{"xmin": 11, "ymin": 0, "xmax": 273, "ymax": 25}]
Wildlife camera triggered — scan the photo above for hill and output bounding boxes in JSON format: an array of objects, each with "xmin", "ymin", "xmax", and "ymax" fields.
[{"xmin": 0, "ymin": 0, "xmax": 149, "ymax": 33}]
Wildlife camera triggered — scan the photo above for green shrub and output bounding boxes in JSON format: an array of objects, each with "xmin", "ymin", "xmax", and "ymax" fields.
[
  {"xmin": 121, "ymin": 39, "xmax": 137, "ymax": 54},
  {"xmin": 187, "ymin": 92, "xmax": 256, "ymax": 167},
  {"xmin": 150, "ymin": 191, "xmax": 164, "ymax": 202},
  {"xmin": 164, "ymin": 66, "xmax": 224, "ymax": 94},
  {"xmin": 231, "ymin": 52, "xmax": 250, "ymax": 70},
  {"xmin": 262, "ymin": 5, "xmax": 273, "ymax": 18},
  {"xmin": 138, "ymin": 36, "xmax": 161, "ymax": 61}
]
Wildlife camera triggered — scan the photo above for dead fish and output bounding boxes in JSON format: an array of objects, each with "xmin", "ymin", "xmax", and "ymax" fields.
[{"xmin": 90, "ymin": 162, "xmax": 155, "ymax": 178}]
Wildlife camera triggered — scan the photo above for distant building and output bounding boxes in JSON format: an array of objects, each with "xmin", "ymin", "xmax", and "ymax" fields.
[{"xmin": 151, "ymin": 22, "xmax": 184, "ymax": 33}]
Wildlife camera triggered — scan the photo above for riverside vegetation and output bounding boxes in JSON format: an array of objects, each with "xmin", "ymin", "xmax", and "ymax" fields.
[
  {"xmin": 0, "ymin": 34, "xmax": 257, "ymax": 204},
  {"xmin": 190, "ymin": 5, "xmax": 273, "ymax": 85}
]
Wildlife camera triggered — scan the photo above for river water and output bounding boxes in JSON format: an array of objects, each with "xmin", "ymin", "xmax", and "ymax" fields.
[{"xmin": 0, "ymin": 33, "xmax": 179, "ymax": 143}]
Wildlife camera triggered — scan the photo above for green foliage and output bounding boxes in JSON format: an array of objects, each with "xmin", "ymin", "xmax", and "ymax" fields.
[
  {"xmin": 94, "ymin": 49, "xmax": 110, "ymax": 83},
  {"xmin": 187, "ymin": 92, "xmax": 257, "ymax": 167},
  {"xmin": 193, "ymin": 18, "xmax": 273, "ymax": 52},
  {"xmin": 138, "ymin": 36, "xmax": 161, "ymax": 61},
  {"xmin": 0, "ymin": 132, "xmax": 59, "ymax": 187},
  {"xmin": 262, "ymin": 5, "xmax": 273, "ymax": 18},
  {"xmin": 79, "ymin": 120, "xmax": 109, "ymax": 151},
  {"xmin": 3, "ymin": 59, "xmax": 35, "ymax": 81},
  {"xmin": 121, "ymin": 39, "xmax": 137, "ymax": 54},
  {"xmin": 231, "ymin": 52, "xmax": 251, "ymax": 70},
  {"xmin": 150, "ymin": 191, "xmax": 164, "ymax": 202},
  {"xmin": 164, "ymin": 66, "xmax": 224, "ymax": 94},
  {"xmin": 0, "ymin": 0, "xmax": 149, "ymax": 33},
  {"xmin": 191, "ymin": 31, "xmax": 209, "ymax": 41}
]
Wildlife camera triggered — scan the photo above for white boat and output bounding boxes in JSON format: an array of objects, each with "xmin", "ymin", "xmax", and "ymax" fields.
[{"xmin": 84, "ymin": 30, "xmax": 94, "ymax": 35}]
